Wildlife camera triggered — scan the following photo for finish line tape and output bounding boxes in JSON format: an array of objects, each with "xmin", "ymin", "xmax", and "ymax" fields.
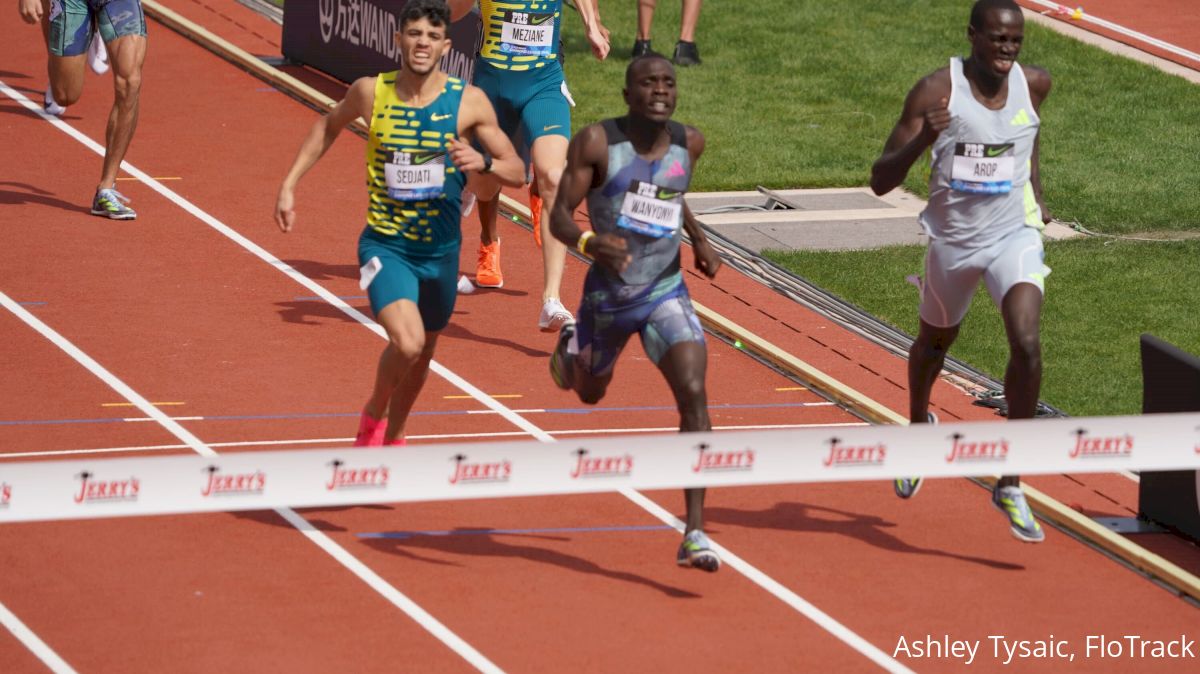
[{"xmin": 2, "ymin": 412, "xmax": 1198, "ymax": 523}]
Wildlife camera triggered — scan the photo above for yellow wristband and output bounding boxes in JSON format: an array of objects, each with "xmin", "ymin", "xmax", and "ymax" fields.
[{"xmin": 577, "ymin": 231, "xmax": 595, "ymax": 257}]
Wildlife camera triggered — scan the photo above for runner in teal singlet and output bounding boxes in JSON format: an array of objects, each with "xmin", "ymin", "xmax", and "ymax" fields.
[
  {"xmin": 275, "ymin": 0, "xmax": 524, "ymax": 447},
  {"xmin": 449, "ymin": 0, "xmax": 609, "ymax": 333}
]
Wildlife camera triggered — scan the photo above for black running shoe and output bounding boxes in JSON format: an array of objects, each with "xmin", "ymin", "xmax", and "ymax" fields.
[
  {"xmin": 672, "ymin": 41, "xmax": 701, "ymax": 66},
  {"xmin": 549, "ymin": 323, "xmax": 576, "ymax": 390},
  {"xmin": 631, "ymin": 39, "xmax": 654, "ymax": 59}
]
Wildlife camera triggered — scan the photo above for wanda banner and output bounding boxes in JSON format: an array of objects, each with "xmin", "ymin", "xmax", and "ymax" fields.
[{"xmin": 282, "ymin": 1, "xmax": 482, "ymax": 85}]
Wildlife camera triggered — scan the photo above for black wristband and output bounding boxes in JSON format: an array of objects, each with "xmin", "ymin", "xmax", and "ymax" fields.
[{"xmin": 481, "ymin": 154, "xmax": 493, "ymax": 174}]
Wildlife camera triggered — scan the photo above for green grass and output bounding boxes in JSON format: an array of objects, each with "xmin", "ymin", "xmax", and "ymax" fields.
[
  {"xmin": 561, "ymin": 0, "xmax": 1200, "ymax": 234},
  {"xmin": 556, "ymin": 1, "xmax": 1200, "ymax": 415},
  {"xmin": 765, "ymin": 240, "xmax": 1200, "ymax": 416}
]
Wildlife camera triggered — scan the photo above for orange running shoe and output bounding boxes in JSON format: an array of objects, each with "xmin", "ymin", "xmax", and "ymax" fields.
[
  {"xmin": 529, "ymin": 185, "xmax": 544, "ymax": 248},
  {"xmin": 476, "ymin": 240, "xmax": 503, "ymax": 288}
]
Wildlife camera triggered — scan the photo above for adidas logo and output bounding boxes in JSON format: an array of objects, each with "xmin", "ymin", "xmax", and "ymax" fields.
[{"xmin": 1010, "ymin": 109, "xmax": 1031, "ymax": 126}]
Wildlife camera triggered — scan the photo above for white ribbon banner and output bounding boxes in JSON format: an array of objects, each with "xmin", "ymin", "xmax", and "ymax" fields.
[{"xmin": 2, "ymin": 413, "xmax": 1198, "ymax": 522}]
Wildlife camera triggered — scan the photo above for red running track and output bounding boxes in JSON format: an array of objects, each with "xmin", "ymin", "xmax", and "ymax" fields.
[
  {"xmin": 1019, "ymin": 0, "xmax": 1200, "ymax": 71},
  {"xmin": 0, "ymin": 2, "xmax": 1197, "ymax": 672}
]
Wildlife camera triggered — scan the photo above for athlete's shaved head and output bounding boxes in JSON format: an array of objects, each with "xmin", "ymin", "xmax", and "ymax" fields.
[
  {"xmin": 626, "ymin": 53, "xmax": 673, "ymax": 87},
  {"xmin": 970, "ymin": 0, "xmax": 1022, "ymax": 29}
]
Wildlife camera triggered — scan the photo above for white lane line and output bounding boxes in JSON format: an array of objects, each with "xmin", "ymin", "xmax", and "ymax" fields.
[
  {"xmin": 3, "ymin": 77, "xmax": 509, "ymax": 672},
  {"xmin": 621, "ymin": 489, "xmax": 913, "ymax": 674},
  {"xmin": 0, "ymin": 290, "xmax": 503, "ymax": 674},
  {"xmin": 0, "ymin": 600, "xmax": 77, "ymax": 674},
  {"xmin": 1, "ymin": 79, "xmax": 903, "ymax": 671},
  {"xmin": 1024, "ymin": 0, "xmax": 1200, "ymax": 64},
  {"xmin": 0, "ymin": 423, "xmax": 871, "ymax": 460},
  {"xmin": 271, "ymin": 508, "xmax": 504, "ymax": 673}
]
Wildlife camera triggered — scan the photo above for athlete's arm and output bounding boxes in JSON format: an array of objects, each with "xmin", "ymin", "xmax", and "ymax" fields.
[
  {"xmin": 446, "ymin": 0, "xmax": 474, "ymax": 22},
  {"xmin": 551, "ymin": 124, "xmax": 630, "ymax": 272},
  {"xmin": 573, "ymin": 0, "xmax": 611, "ymax": 60},
  {"xmin": 587, "ymin": 0, "xmax": 612, "ymax": 43},
  {"xmin": 870, "ymin": 70, "xmax": 951, "ymax": 196},
  {"xmin": 1025, "ymin": 65, "xmax": 1053, "ymax": 224},
  {"xmin": 451, "ymin": 86, "xmax": 524, "ymax": 187},
  {"xmin": 681, "ymin": 126, "xmax": 721, "ymax": 279},
  {"xmin": 18, "ymin": 0, "xmax": 43, "ymax": 23},
  {"xmin": 274, "ymin": 77, "xmax": 374, "ymax": 233}
]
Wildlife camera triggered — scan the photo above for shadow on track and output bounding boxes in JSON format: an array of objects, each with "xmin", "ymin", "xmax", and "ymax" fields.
[{"xmin": 706, "ymin": 501, "xmax": 1024, "ymax": 571}]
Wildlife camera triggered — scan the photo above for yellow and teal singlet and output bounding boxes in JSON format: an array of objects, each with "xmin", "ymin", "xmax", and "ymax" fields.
[
  {"xmin": 478, "ymin": 0, "xmax": 562, "ymax": 71},
  {"xmin": 365, "ymin": 73, "xmax": 466, "ymax": 256}
]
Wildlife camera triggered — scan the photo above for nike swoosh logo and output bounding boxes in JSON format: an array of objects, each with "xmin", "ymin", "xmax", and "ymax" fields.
[
  {"xmin": 543, "ymin": 124, "xmax": 562, "ymax": 132},
  {"xmin": 986, "ymin": 145, "xmax": 1012, "ymax": 158},
  {"xmin": 431, "ymin": 113, "xmax": 451, "ymax": 121},
  {"xmin": 411, "ymin": 152, "xmax": 444, "ymax": 165},
  {"xmin": 658, "ymin": 190, "xmax": 681, "ymax": 199}
]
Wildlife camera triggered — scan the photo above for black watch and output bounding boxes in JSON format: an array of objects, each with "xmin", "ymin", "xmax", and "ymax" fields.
[{"xmin": 480, "ymin": 154, "xmax": 493, "ymax": 174}]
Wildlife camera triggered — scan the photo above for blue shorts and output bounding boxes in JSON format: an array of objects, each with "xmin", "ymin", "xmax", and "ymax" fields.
[
  {"xmin": 571, "ymin": 271, "xmax": 706, "ymax": 378},
  {"xmin": 357, "ymin": 231, "xmax": 460, "ymax": 332},
  {"xmin": 48, "ymin": 0, "xmax": 146, "ymax": 57},
  {"xmin": 472, "ymin": 58, "xmax": 570, "ymax": 158}
]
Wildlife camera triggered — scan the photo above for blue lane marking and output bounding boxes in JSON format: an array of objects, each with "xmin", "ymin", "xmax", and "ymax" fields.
[
  {"xmin": 17, "ymin": 301, "xmax": 46, "ymax": 306},
  {"xmin": 357, "ymin": 525, "xmax": 676, "ymax": 539},
  {"xmin": 292, "ymin": 295, "xmax": 368, "ymax": 302},
  {"xmin": 0, "ymin": 402, "xmax": 822, "ymax": 427},
  {"xmin": 549, "ymin": 402, "xmax": 821, "ymax": 415}
]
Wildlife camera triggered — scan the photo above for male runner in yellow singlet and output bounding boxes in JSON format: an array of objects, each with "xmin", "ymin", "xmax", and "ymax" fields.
[{"xmin": 275, "ymin": 0, "xmax": 525, "ymax": 446}]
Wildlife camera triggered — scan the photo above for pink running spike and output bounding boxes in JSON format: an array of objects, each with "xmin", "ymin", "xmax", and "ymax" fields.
[{"xmin": 354, "ymin": 411, "xmax": 388, "ymax": 447}]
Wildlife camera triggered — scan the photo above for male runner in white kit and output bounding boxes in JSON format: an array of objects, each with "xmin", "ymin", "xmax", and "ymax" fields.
[{"xmin": 870, "ymin": 0, "xmax": 1052, "ymax": 543}]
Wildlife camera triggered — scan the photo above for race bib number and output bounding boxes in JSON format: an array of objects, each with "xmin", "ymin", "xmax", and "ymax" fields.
[
  {"xmin": 617, "ymin": 181, "xmax": 683, "ymax": 238},
  {"xmin": 499, "ymin": 11, "xmax": 554, "ymax": 55},
  {"xmin": 950, "ymin": 142, "xmax": 1014, "ymax": 194},
  {"xmin": 384, "ymin": 150, "xmax": 446, "ymax": 201}
]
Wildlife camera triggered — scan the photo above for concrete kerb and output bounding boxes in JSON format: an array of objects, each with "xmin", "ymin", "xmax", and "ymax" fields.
[{"xmin": 688, "ymin": 187, "xmax": 1081, "ymax": 254}]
